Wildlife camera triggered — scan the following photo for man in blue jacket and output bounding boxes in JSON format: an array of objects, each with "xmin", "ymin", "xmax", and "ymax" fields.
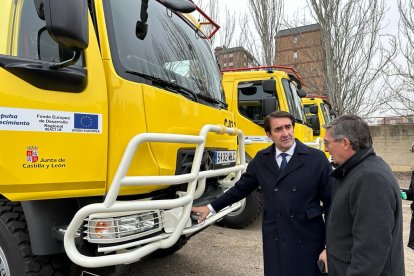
[
  {"xmin": 192, "ymin": 111, "xmax": 333, "ymax": 276},
  {"xmin": 324, "ymin": 115, "xmax": 405, "ymax": 275}
]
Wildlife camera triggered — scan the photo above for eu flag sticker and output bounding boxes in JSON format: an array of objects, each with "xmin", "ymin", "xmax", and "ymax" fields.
[{"xmin": 74, "ymin": 113, "xmax": 99, "ymax": 129}]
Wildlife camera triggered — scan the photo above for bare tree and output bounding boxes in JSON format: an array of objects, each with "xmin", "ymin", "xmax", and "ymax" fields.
[
  {"xmin": 308, "ymin": 0, "xmax": 397, "ymax": 117},
  {"xmin": 218, "ymin": 8, "xmax": 236, "ymax": 48},
  {"xmin": 274, "ymin": 21, "xmax": 327, "ymax": 95},
  {"xmin": 276, "ymin": 9, "xmax": 328, "ymax": 94},
  {"xmin": 386, "ymin": 0, "xmax": 414, "ymax": 114},
  {"xmin": 194, "ymin": 0, "xmax": 219, "ymax": 45},
  {"xmin": 249, "ymin": 0, "xmax": 284, "ymax": 66},
  {"xmin": 236, "ymin": 12, "xmax": 261, "ymax": 63},
  {"xmin": 193, "ymin": 1, "xmax": 237, "ymax": 50}
]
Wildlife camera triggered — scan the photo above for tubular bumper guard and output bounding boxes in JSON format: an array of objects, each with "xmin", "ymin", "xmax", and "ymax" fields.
[{"xmin": 64, "ymin": 124, "xmax": 246, "ymax": 268}]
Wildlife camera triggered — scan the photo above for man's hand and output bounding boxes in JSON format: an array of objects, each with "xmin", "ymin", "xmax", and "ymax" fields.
[
  {"xmin": 318, "ymin": 248, "xmax": 328, "ymax": 273},
  {"xmin": 191, "ymin": 206, "xmax": 210, "ymax": 224}
]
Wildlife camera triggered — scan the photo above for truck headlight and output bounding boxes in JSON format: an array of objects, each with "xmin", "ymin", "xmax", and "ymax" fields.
[
  {"xmin": 88, "ymin": 218, "xmax": 116, "ymax": 240},
  {"xmin": 85, "ymin": 210, "xmax": 162, "ymax": 243},
  {"xmin": 117, "ymin": 213, "xmax": 157, "ymax": 237}
]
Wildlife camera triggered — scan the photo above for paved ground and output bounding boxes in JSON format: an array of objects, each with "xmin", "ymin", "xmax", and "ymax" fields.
[
  {"xmin": 84, "ymin": 175, "xmax": 414, "ymax": 275},
  {"xmin": 122, "ymin": 212, "xmax": 263, "ymax": 276}
]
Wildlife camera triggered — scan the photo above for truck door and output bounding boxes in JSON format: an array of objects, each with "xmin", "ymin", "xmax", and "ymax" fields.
[{"xmin": 0, "ymin": 0, "xmax": 108, "ymax": 200}]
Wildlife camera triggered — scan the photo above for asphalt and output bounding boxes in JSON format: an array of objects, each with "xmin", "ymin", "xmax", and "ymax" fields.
[
  {"xmin": 121, "ymin": 215, "xmax": 263, "ymax": 276},
  {"xmin": 80, "ymin": 178, "xmax": 414, "ymax": 276}
]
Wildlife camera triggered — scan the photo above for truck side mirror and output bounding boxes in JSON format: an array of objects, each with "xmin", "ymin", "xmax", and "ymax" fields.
[
  {"xmin": 136, "ymin": 0, "xmax": 149, "ymax": 40},
  {"xmin": 309, "ymin": 116, "xmax": 320, "ymax": 136},
  {"xmin": 309, "ymin": 105, "xmax": 318, "ymax": 115},
  {"xmin": 43, "ymin": 0, "xmax": 89, "ymax": 50},
  {"xmin": 262, "ymin": 79, "xmax": 276, "ymax": 95},
  {"xmin": 263, "ymin": 97, "xmax": 278, "ymax": 116},
  {"xmin": 297, "ymin": 89, "xmax": 306, "ymax": 98},
  {"xmin": 329, "ymin": 109, "xmax": 336, "ymax": 117},
  {"xmin": 162, "ymin": 0, "xmax": 196, "ymax": 13}
]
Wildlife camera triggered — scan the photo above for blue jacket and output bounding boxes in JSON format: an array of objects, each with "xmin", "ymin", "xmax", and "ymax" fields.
[{"xmin": 211, "ymin": 139, "xmax": 333, "ymax": 276}]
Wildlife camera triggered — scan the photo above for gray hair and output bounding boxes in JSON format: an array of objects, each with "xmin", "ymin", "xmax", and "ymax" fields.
[{"xmin": 323, "ymin": 115, "xmax": 372, "ymax": 151}]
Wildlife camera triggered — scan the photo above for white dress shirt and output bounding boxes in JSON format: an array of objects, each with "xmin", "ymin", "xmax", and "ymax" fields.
[{"xmin": 275, "ymin": 142, "xmax": 296, "ymax": 167}]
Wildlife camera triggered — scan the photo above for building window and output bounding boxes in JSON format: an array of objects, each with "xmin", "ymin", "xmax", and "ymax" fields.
[
  {"xmin": 294, "ymin": 36, "xmax": 298, "ymax": 44},
  {"xmin": 229, "ymin": 62, "xmax": 234, "ymax": 66},
  {"xmin": 229, "ymin": 54, "xmax": 234, "ymax": 58},
  {"xmin": 293, "ymin": 52, "xmax": 298, "ymax": 59}
]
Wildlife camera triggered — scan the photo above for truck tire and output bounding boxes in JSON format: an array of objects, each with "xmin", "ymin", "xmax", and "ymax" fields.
[
  {"xmin": 216, "ymin": 189, "xmax": 262, "ymax": 229},
  {"xmin": 0, "ymin": 199, "xmax": 69, "ymax": 275}
]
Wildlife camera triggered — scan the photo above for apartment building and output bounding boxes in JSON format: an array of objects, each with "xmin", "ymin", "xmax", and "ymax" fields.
[
  {"xmin": 214, "ymin": 46, "xmax": 258, "ymax": 70},
  {"xmin": 275, "ymin": 24, "xmax": 326, "ymax": 95}
]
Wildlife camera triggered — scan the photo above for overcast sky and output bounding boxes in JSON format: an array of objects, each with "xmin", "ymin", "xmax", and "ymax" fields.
[
  {"xmin": 211, "ymin": 1, "xmax": 403, "ymax": 117},
  {"xmin": 215, "ymin": 0, "xmax": 399, "ymax": 46}
]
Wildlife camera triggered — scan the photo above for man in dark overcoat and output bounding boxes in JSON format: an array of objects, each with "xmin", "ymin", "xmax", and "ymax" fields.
[
  {"xmin": 192, "ymin": 111, "xmax": 333, "ymax": 276},
  {"xmin": 324, "ymin": 115, "xmax": 405, "ymax": 275}
]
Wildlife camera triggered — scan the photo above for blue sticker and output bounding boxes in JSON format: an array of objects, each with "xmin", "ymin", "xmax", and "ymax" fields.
[{"xmin": 74, "ymin": 113, "xmax": 99, "ymax": 129}]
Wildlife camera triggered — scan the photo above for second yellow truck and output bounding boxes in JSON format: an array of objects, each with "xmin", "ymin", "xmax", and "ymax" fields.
[{"xmin": 217, "ymin": 66, "xmax": 320, "ymax": 228}]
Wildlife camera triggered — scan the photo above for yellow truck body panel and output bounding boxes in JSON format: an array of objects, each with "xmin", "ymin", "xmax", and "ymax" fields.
[
  {"xmin": 0, "ymin": 2, "xmax": 108, "ymax": 200},
  {"xmin": 302, "ymin": 97, "xmax": 334, "ymax": 156},
  {"xmin": 223, "ymin": 69, "xmax": 313, "ymax": 157}
]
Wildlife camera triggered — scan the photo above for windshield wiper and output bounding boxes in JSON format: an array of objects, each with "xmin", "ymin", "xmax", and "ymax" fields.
[
  {"xmin": 126, "ymin": 70, "xmax": 198, "ymax": 102},
  {"xmin": 197, "ymin": 93, "xmax": 228, "ymax": 109},
  {"xmin": 294, "ymin": 118, "xmax": 304, "ymax": 125}
]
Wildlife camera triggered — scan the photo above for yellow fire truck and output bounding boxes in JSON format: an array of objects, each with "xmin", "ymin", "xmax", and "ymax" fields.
[
  {"xmin": 216, "ymin": 66, "xmax": 319, "ymax": 228},
  {"xmin": 0, "ymin": 0, "xmax": 246, "ymax": 274},
  {"xmin": 302, "ymin": 94, "xmax": 336, "ymax": 141}
]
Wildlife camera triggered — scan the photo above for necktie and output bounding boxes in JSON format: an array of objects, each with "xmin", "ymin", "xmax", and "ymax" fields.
[{"xmin": 279, "ymin": 153, "xmax": 288, "ymax": 171}]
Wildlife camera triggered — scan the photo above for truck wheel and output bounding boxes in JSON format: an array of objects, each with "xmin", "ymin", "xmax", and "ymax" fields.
[
  {"xmin": 0, "ymin": 199, "xmax": 68, "ymax": 275},
  {"xmin": 216, "ymin": 189, "xmax": 262, "ymax": 229}
]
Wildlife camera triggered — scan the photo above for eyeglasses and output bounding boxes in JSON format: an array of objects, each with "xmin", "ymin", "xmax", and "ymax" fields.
[{"xmin": 323, "ymin": 138, "xmax": 343, "ymax": 147}]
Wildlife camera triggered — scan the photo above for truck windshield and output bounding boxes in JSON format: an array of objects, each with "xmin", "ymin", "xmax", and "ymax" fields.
[
  {"xmin": 103, "ymin": 0, "xmax": 225, "ymax": 106},
  {"xmin": 321, "ymin": 103, "xmax": 332, "ymax": 124},
  {"xmin": 281, "ymin": 79, "xmax": 307, "ymax": 124}
]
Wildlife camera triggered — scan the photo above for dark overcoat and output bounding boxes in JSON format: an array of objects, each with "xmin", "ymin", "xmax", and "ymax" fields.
[
  {"xmin": 326, "ymin": 148, "xmax": 405, "ymax": 276},
  {"xmin": 211, "ymin": 139, "xmax": 333, "ymax": 276}
]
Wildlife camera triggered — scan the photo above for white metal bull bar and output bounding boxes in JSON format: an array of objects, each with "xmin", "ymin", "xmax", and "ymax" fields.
[{"xmin": 64, "ymin": 124, "xmax": 246, "ymax": 268}]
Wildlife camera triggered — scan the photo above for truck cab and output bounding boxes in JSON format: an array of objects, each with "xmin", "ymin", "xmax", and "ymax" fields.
[
  {"xmin": 302, "ymin": 95, "xmax": 336, "ymax": 139},
  {"xmin": 222, "ymin": 66, "xmax": 314, "ymax": 159},
  {"xmin": 216, "ymin": 66, "xmax": 315, "ymax": 229},
  {"xmin": 0, "ymin": 0, "xmax": 246, "ymax": 273},
  {"xmin": 302, "ymin": 95, "xmax": 336, "ymax": 155}
]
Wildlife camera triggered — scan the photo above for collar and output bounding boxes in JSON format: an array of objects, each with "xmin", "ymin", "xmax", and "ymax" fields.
[
  {"xmin": 276, "ymin": 142, "xmax": 296, "ymax": 157},
  {"xmin": 262, "ymin": 138, "xmax": 310, "ymax": 155},
  {"xmin": 330, "ymin": 147, "xmax": 375, "ymax": 179}
]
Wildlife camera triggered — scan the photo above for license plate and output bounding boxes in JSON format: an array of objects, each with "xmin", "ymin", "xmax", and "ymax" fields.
[{"xmin": 213, "ymin": 150, "xmax": 236, "ymax": 165}]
